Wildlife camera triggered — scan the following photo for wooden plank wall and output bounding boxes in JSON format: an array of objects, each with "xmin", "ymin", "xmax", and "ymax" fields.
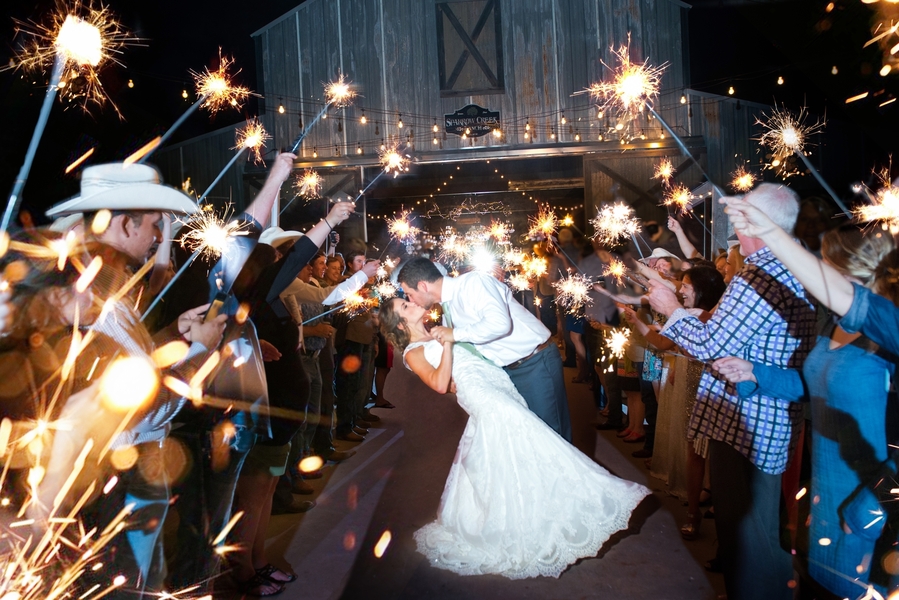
[{"xmin": 253, "ymin": 0, "xmax": 690, "ymax": 154}]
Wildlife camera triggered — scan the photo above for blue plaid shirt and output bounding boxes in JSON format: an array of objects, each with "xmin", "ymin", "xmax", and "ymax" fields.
[{"xmin": 661, "ymin": 246, "xmax": 817, "ymax": 474}]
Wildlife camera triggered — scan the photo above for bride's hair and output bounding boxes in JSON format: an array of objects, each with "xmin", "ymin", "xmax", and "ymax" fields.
[{"xmin": 379, "ymin": 298, "xmax": 412, "ymax": 351}]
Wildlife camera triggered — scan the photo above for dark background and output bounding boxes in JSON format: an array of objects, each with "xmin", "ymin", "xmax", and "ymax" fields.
[{"xmin": 1, "ymin": 0, "xmax": 896, "ymax": 223}]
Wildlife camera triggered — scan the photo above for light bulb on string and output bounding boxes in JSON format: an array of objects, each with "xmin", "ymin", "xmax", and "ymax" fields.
[
  {"xmin": 575, "ymin": 131, "xmax": 580, "ymax": 141},
  {"xmin": 433, "ymin": 120, "xmax": 439, "ymax": 133},
  {"xmin": 182, "ymin": 88, "xmax": 188, "ymax": 99},
  {"xmin": 312, "ymin": 146, "xmax": 318, "ymax": 158},
  {"xmin": 680, "ymin": 94, "xmax": 686, "ymax": 104},
  {"xmin": 128, "ymin": 79, "xmax": 134, "ymax": 88},
  {"xmin": 561, "ymin": 113, "xmax": 567, "ymax": 125},
  {"xmin": 356, "ymin": 143, "xmax": 363, "ymax": 155},
  {"xmin": 360, "ymin": 109, "xmax": 367, "ymax": 124},
  {"xmin": 278, "ymin": 98, "xmax": 285, "ymax": 114},
  {"xmin": 397, "ymin": 113, "xmax": 403, "ymax": 128}
]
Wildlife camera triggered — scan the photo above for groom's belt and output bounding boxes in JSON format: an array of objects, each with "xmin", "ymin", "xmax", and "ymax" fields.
[{"xmin": 503, "ymin": 340, "xmax": 552, "ymax": 370}]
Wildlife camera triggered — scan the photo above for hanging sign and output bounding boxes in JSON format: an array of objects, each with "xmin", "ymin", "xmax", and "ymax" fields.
[{"xmin": 444, "ymin": 104, "xmax": 500, "ymax": 138}]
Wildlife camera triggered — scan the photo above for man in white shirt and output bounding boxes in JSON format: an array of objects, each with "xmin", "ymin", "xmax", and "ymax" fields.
[{"xmin": 398, "ymin": 257, "xmax": 572, "ymax": 441}]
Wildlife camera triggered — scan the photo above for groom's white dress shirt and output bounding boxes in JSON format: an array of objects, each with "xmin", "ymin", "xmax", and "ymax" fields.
[{"xmin": 441, "ymin": 272, "xmax": 550, "ymax": 368}]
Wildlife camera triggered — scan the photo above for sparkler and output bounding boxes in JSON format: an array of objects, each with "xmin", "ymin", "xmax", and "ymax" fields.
[
  {"xmin": 288, "ymin": 75, "xmax": 356, "ymax": 154},
  {"xmin": 663, "ymin": 184, "xmax": 692, "ymax": 215},
  {"xmin": 602, "ymin": 258, "xmax": 627, "ymax": 284},
  {"xmin": 853, "ymin": 170, "xmax": 899, "ymax": 234},
  {"xmin": 2, "ymin": 3, "xmax": 134, "ymax": 238},
  {"xmin": 467, "ymin": 245, "xmax": 500, "ymax": 275},
  {"xmin": 580, "ymin": 38, "xmax": 666, "ymax": 118},
  {"xmin": 440, "ymin": 234, "xmax": 469, "ymax": 265},
  {"xmin": 552, "ymin": 273, "xmax": 594, "ymax": 314},
  {"xmin": 196, "ymin": 119, "xmax": 269, "ymax": 204},
  {"xmin": 295, "ymin": 169, "xmax": 322, "ymax": 199},
  {"xmin": 756, "ymin": 105, "xmax": 848, "ymax": 213},
  {"xmin": 605, "ymin": 327, "xmax": 632, "ymax": 359},
  {"xmin": 386, "ymin": 211, "xmax": 420, "ymax": 244},
  {"xmin": 521, "ymin": 255, "xmax": 548, "ymax": 279},
  {"xmin": 379, "ymin": 142, "xmax": 412, "ymax": 177},
  {"xmin": 138, "ymin": 50, "xmax": 253, "ymax": 164},
  {"xmin": 653, "ymin": 158, "xmax": 674, "ymax": 186},
  {"xmin": 488, "ymin": 220, "xmax": 511, "ymax": 243},
  {"xmin": 731, "ymin": 166, "xmax": 756, "ymax": 192},
  {"xmin": 507, "ymin": 272, "xmax": 531, "ymax": 292},
  {"xmin": 527, "ymin": 206, "xmax": 558, "ymax": 244},
  {"xmin": 590, "ymin": 203, "xmax": 641, "ymax": 245}
]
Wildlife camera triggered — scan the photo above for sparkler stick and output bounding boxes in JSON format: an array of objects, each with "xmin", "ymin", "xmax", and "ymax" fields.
[
  {"xmin": 301, "ymin": 303, "xmax": 345, "ymax": 325},
  {"xmin": 288, "ymin": 75, "xmax": 356, "ymax": 154},
  {"xmin": 794, "ymin": 151, "xmax": 849, "ymax": 214},
  {"xmin": 630, "ymin": 233, "xmax": 645, "ymax": 260},
  {"xmin": 1, "ymin": 56, "xmax": 66, "ymax": 237},
  {"xmin": 136, "ymin": 96, "xmax": 205, "ymax": 164},
  {"xmin": 647, "ymin": 105, "xmax": 725, "ymax": 197},
  {"xmin": 197, "ymin": 120, "xmax": 269, "ymax": 203},
  {"xmin": 197, "ymin": 148, "xmax": 248, "ymax": 203},
  {"xmin": 290, "ymin": 104, "xmax": 328, "ymax": 154},
  {"xmin": 139, "ymin": 248, "xmax": 201, "ymax": 321}
]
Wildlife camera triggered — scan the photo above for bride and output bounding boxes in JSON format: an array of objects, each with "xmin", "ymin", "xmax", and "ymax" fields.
[{"xmin": 379, "ymin": 297, "xmax": 650, "ymax": 579}]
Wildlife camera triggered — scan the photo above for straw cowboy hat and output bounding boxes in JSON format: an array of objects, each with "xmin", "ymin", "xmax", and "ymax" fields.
[
  {"xmin": 46, "ymin": 163, "xmax": 198, "ymax": 218},
  {"xmin": 259, "ymin": 226, "xmax": 303, "ymax": 249},
  {"xmin": 638, "ymin": 247, "xmax": 682, "ymax": 264}
]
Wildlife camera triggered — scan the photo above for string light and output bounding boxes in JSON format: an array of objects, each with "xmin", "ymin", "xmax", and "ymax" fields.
[
  {"xmin": 181, "ymin": 88, "xmax": 188, "ymax": 99},
  {"xmin": 360, "ymin": 109, "xmax": 367, "ymax": 124},
  {"xmin": 312, "ymin": 146, "xmax": 317, "ymax": 158},
  {"xmin": 278, "ymin": 98, "xmax": 285, "ymax": 114},
  {"xmin": 397, "ymin": 113, "xmax": 403, "ymax": 128},
  {"xmin": 127, "ymin": 78, "xmax": 134, "ymax": 88},
  {"xmin": 433, "ymin": 120, "xmax": 439, "ymax": 133},
  {"xmin": 728, "ymin": 86, "xmax": 735, "ymax": 95},
  {"xmin": 680, "ymin": 94, "xmax": 686, "ymax": 104},
  {"xmin": 560, "ymin": 113, "xmax": 567, "ymax": 125},
  {"xmin": 777, "ymin": 76, "xmax": 784, "ymax": 85}
]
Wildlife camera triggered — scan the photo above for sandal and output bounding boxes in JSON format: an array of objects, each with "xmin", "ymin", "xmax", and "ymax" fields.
[
  {"xmin": 256, "ymin": 563, "xmax": 297, "ymax": 584},
  {"xmin": 237, "ymin": 573, "xmax": 284, "ymax": 596}
]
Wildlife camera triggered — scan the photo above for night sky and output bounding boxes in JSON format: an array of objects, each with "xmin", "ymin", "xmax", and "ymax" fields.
[{"xmin": 0, "ymin": 0, "xmax": 896, "ymax": 224}]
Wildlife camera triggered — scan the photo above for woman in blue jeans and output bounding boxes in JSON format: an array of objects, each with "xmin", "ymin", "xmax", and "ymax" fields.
[{"xmin": 719, "ymin": 200, "xmax": 899, "ymax": 597}]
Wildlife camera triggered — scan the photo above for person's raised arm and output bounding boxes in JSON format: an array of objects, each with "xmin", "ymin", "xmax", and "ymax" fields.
[
  {"xmin": 668, "ymin": 216, "xmax": 702, "ymax": 259},
  {"xmin": 723, "ymin": 197, "xmax": 854, "ymax": 315},
  {"xmin": 243, "ymin": 152, "xmax": 296, "ymax": 227},
  {"xmin": 304, "ymin": 201, "xmax": 356, "ymax": 248},
  {"xmin": 404, "ymin": 341, "xmax": 453, "ymax": 393}
]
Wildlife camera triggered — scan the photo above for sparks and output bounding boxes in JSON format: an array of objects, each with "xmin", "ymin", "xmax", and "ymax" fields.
[
  {"xmin": 507, "ymin": 272, "xmax": 531, "ymax": 292},
  {"xmin": 580, "ymin": 37, "xmax": 667, "ymax": 118},
  {"xmin": 178, "ymin": 207, "xmax": 250, "ymax": 261},
  {"xmin": 342, "ymin": 291, "xmax": 374, "ymax": 318},
  {"xmin": 233, "ymin": 118, "xmax": 270, "ymax": 164},
  {"xmin": 385, "ymin": 210, "xmax": 420, "ymax": 243},
  {"xmin": 379, "ymin": 142, "xmax": 411, "ymax": 177},
  {"xmin": 374, "ymin": 280, "xmax": 397, "ymax": 299},
  {"xmin": 324, "ymin": 73, "xmax": 356, "ymax": 108},
  {"xmin": 602, "ymin": 258, "xmax": 627, "ymax": 283},
  {"xmin": 853, "ymin": 168, "xmax": 899, "ymax": 234},
  {"xmin": 521, "ymin": 255, "xmax": 548, "ymax": 279},
  {"xmin": 5, "ymin": 2, "xmax": 137, "ymax": 111},
  {"xmin": 488, "ymin": 220, "xmax": 511, "ymax": 242},
  {"xmin": 296, "ymin": 169, "xmax": 322, "ymax": 198},
  {"xmin": 590, "ymin": 203, "xmax": 641, "ymax": 245},
  {"xmin": 467, "ymin": 245, "xmax": 499, "ymax": 275},
  {"xmin": 605, "ymin": 327, "xmax": 631, "ymax": 359},
  {"xmin": 552, "ymin": 273, "xmax": 594, "ymax": 313},
  {"xmin": 756, "ymin": 105, "xmax": 824, "ymax": 178},
  {"xmin": 527, "ymin": 206, "xmax": 558, "ymax": 242},
  {"xmin": 560, "ymin": 214, "xmax": 574, "ymax": 227},
  {"xmin": 192, "ymin": 49, "xmax": 253, "ymax": 114},
  {"xmin": 440, "ymin": 234, "xmax": 469, "ymax": 265},
  {"xmin": 730, "ymin": 166, "xmax": 756, "ymax": 192},
  {"xmin": 653, "ymin": 158, "xmax": 674, "ymax": 185},
  {"xmin": 663, "ymin": 184, "xmax": 692, "ymax": 215}
]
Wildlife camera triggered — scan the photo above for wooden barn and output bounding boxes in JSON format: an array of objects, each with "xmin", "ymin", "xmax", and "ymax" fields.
[{"xmin": 155, "ymin": 0, "xmax": 781, "ymax": 254}]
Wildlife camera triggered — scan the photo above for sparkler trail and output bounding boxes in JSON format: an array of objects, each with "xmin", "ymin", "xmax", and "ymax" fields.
[
  {"xmin": 553, "ymin": 273, "xmax": 594, "ymax": 314},
  {"xmin": 647, "ymin": 105, "xmax": 725, "ymax": 198},
  {"xmin": 289, "ymin": 75, "xmax": 356, "ymax": 153},
  {"xmin": 197, "ymin": 120, "xmax": 269, "ymax": 203}
]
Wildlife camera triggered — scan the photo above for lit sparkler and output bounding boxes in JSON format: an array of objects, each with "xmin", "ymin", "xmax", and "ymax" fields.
[
  {"xmin": 440, "ymin": 234, "xmax": 469, "ymax": 265},
  {"xmin": 580, "ymin": 38, "xmax": 666, "ymax": 118},
  {"xmin": 386, "ymin": 210, "xmax": 420, "ymax": 244},
  {"xmin": 192, "ymin": 50, "xmax": 253, "ymax": 114},
  {"xmin": 502, "ymin": 248, "xmax": 527, "ymax": 268},
  {"xmin": 756, "ymin": 105, "xmax": 824, "ymax": 177},
  {"xmin": 521, "ymin": 255, "xmax": 548, "ymax": 279},
  {"xmin": 324, "ymin": 73, "xmax": 356, "ymax": 108},
  {"xmin": 663, "ymin": 184, "xmax": 692, "ymax": 215},
  {"xmin": 605, "ymin": 327, "xmax": 632, "ymax": 359},
  {"xmin": 233, "ymin": 118, "xmax": 269, "ymax": 164},
  {"xmin": 590, "ymin": 203, "xmax": 641, "ymax": 245},
  {"xmin": 178, "ymin": 207, "xmax": 250, "ymax": 262},
  {"xmin": 379, "ymin": 142, "xmax": 411, "ymax": 177},
  {"xmin": 296, "ymin": 169, "xmax": 322, "ymax": 198},
  {"xmin": 374, "ymin": 280, "xmax": 397, "ymax": 300},
  {"xmin": 527, "ymin": 206, "xmax": 558, "ymax": 243},
  {"xmin": 467, "ymin": 245, "xmax": 499, "ymax": 275},
  {"xmin": 342, "ymin": 291, "xmax": 375, "ymax": 318},
  {"xmin": 853, "ymin": 170, "xmax": 899, "ymax": 233},
  {"xmin": 488, "ymin": 220, "xmax": 511, "ymax": 242},
  {"xmin": 602, "ymin": 258, "xmax": 627, "ymax": 284},
  {"xmin": 552, "ymin": 273, "xmax": 594, "ymax": 314},
  {"xmin": 731, "ymin": 166, "xmax": 756, "ymax": 192},
  {"xmin": 653, "ymin": 158, "xmax": 674, "ymax": 186},
  {"xmin": 507, "ymin": 272, "xmax": 531, "ymax": 292}
]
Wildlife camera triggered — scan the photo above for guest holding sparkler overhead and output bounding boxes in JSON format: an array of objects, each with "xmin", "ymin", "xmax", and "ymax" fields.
[
  {"xmin": 647, "ymin": 183, "xmax": 817, "ymax": 600},
  {"xmin": 40, "ymin": 162, "xmax": 228, "ymax": 597},
  {"xmin": 719, "ymin": 196, "xmax": 899, "ymax": 597}
]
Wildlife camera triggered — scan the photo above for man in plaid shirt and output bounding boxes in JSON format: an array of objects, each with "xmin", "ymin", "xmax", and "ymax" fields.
[{"xmin": 648, "ymin": 183, "xmax": 817, "ymax": 600}]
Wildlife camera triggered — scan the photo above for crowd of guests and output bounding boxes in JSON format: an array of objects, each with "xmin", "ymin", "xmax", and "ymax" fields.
[
  {"xmin": 541, "ymin": 183, "xmax": 899, "ymax": 600},
  {"xmin": 3, "ymin": 147, "xmax": 899, "ymax": 600},
  {"xmin": 0, "ymin": 152, "xmax": 396, "ymax": 598}
]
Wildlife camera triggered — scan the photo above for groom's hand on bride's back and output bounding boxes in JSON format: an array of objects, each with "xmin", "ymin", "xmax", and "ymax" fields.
[{"xmin": 431, "ymin": 326, "xmax": 455, "ymax": 344}]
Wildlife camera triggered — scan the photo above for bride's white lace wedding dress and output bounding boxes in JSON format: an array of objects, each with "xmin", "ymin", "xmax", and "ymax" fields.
[{"xmin": 405, "ymin": 340, "xmax": 650, "ymax": 579}]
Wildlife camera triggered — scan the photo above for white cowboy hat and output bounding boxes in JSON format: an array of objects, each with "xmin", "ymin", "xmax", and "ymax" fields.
[
  {"xmin": 639, "ymin": 247, "xmax": 682, "ymax": 264},
  {"xmin": 259, "ymin": 226, "xmax": 303, "ymax": 249},
  {"xmin": 46, "ymin": 163, "xmax": 198, "ymax": 218}
]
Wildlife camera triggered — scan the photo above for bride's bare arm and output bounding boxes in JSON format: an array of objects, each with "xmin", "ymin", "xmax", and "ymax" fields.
[{"xmin": 405, "ymin": 341, "xmax": 454, "ymax": 393}]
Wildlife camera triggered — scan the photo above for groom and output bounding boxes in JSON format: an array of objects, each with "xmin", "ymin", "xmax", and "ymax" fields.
[{"xmin": 398, "ymin": 257, "xmax": 572, "ymax": 441}]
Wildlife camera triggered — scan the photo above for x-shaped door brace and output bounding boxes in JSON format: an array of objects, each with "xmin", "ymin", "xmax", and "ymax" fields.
[{"xmin": 439, "ymin": 0, "xmax": 499, "ymax": 89}]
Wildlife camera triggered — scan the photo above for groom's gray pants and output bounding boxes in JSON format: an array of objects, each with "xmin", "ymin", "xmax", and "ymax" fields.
[{"xmin": 503, "ymin": 345, "xmax": 572, "ymax": 442}]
